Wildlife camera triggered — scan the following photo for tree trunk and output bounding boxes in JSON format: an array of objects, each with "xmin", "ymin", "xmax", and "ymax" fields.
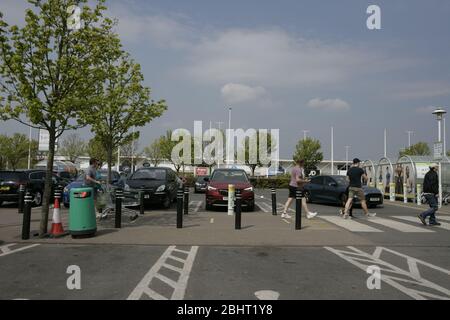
[
  {"xmin": 107, "ymin": 142, "xmax": 113, "ymax": 185},
  {"xmin": 40, "ymin": 127, "xmax": 56, "ymax": 236}
]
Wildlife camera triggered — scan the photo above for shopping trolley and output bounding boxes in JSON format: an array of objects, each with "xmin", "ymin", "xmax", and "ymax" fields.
[{"xmin": 97, "ymin": 184, "xmax": 139, "ymax": 221}]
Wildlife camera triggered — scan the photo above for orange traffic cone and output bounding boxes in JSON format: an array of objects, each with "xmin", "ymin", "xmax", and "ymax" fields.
[{"xmin": 50, "ymin": 195, "xmax": 65, "ymax": 237}]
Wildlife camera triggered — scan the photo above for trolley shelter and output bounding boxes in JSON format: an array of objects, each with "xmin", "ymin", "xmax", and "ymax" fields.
[
  {"xmin": 362, "ymin": 160, "xmax": 376, "ymax": 187},
  {"xmin": 395, "ymin": 156, "xmax": 432, "ymax": 202},
  {"xmin": 376, "ymin": 157, "xmax": 395, "ymax": 200}
]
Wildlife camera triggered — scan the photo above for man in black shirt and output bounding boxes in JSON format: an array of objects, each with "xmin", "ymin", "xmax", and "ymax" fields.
[
  {"xmin": 343, "ymin": 158, "xmax": 376, "ymax": 219},
  {"xmin": 418, "ymin": 164, "xmax": 441, "ymax": 226}
]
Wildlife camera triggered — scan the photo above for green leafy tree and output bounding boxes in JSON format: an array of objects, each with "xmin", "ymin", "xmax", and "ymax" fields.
[
  {"xmin": 58, "ymin": 133, "xmax": 87, "ymax": 163},
  {"xmin": 81, "ymin": 47, "xmax": 167, "ymax": 183},
  {"xmin": 0, "ymin": 0, "xmax": 115, "ymax": 235},
  {"xmin": 87, "ymin": 136, "xmax": 116, "ymax": 166},
  {"xmin": 0, "ymin": 134, "xmax": 8, "ymax": 169},
  {"xmin": 293, "ymin": 137, "xmax": 323, "ymax": 174},
  {"xmin": 399, "ymin": 142, "xmax": 431, "ymax": 157},
  {"xmin": 0, "ymin": 133, "xmax": 37, "ymax": 170},
  {"xmin": 144, "ymin": 137, "xmax": 164, "ymax": 167}
]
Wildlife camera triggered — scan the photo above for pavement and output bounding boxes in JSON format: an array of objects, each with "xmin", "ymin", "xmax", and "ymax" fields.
[{"xmin": 1, "ymin": 188, "xmax": 449, "ymax": 300}]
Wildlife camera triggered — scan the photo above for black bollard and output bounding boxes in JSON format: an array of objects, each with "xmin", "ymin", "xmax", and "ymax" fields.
[
  {"xmin": 177, "ymin": 187, "xmax": 183, "ymax": 228},
  {"xmin": 18, "ymin": 184, "xmax": 25, "ymax": 214},
  {"xmin": 115, "ymin": 188, "xmax": 123, "ymax": 228},
  {"xmin": 295, "ymin": 189, "xmax": 302, "ymax": 230},
  {"xmin": 21, "ymin": 192, "xmax": 33, "ymax": 240},
  {"xmin": 235, "ymin": 189, "xmax": 242, "ymax": 230},
  {"xmin": 271, "ymin": 186, "xmax": 277, "ymax": 215},
  {"xmin": 139, "ymin": 191, "xmax": 145, "ymax": 215},
  {"xmin": 184, "ymin": 185, "xmax": 189, "ymax": 215}
]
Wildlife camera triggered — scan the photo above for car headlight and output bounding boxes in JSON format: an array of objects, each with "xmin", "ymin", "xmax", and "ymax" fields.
[
  {"xmin": 207, "ymin": 186, "xmax": 217, "ymax": 191},
  {"xmin": 244, "ymin": 187, "xmax": 253, "ymax": 192},
  {"xmin": 124, "ymin": 184, "xmax": 130, "ymax": 191},
  {"xmin": 195, "ymin": 182, "xmax": 201, "ymax": 186},
  {"xmin": 156, "ymin": 185, "xmax": 166, "ymax": 192}
]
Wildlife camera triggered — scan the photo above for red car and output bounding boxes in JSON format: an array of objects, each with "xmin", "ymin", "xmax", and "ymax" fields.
[{"xmin": 205, "ymin": 169, "xmax": 255, "ymax": 211}]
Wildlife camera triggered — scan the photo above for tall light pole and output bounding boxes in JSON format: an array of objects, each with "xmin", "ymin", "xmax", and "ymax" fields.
[
  {"xmin": 432, "ymin": 108, "xmax": 447, "ymax": 208},
  {"xmin": 302, "ymin": 130, "xmax": 310, "ymax": 141},
  {"xmin": 131, "ymin": 126, "xmax": 135, "ymax": 173},
  {"xmin": 227, "ymin": 107, "xmax": 232, "ymax": 168},
  {"xmin": 345, "ymin": 146, "xmax": 350, "ymax": 170},
  {"xmin": 215, "ymin": 121, "xmax": 224, "ymax": 168},
  {"xmin": 331, "ymin": 127, "xmax": 334, "ymax": 175},
  {"xmin": 27, "ymin": 124, "xmax": 32, "ymax": 169},
  {"xmin": 406, "ymin": 131, "xmax": 413, "ymax": 148},
  {"xmin": 384, "ymin": 128, "xmax": 387, "ymax": 158}
]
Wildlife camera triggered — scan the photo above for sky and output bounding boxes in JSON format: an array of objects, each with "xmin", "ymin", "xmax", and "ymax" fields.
[{"xmin": 1, "ymin": 0, "xmax": 450, "ymax": 161}]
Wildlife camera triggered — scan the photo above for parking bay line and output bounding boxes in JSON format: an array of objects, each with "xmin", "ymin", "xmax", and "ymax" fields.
[
  {"xmin": 127, "ymin": 245, "xmax": 199, "ymax": 300},
  {"xmin": 0, "ymin": 244, "xmax": 40, "ymax": 257}
]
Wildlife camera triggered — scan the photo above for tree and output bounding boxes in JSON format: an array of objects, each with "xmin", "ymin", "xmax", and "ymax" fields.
[
  {"xmin": 399, "ymin": 142, "xmax": 431, "ymax": 157},
  {"xmin": 0, "ymin": 133, "xmax": 37, "ymax": 170},
  {"xmin": 0, "ymin": 134, "xmax": 8, "ymax": 169},
  {"xmin": 87, "ymin": 136, "xmax": 116, "ymax": 166},
  {"xmin": 239, "ymin": 130, "xmax": 277, "ymax": 176},
  {"xmin": 120, "ymin": 137, "xmax": 143, "ymax": 171},
  {"xmin": 0, "ymin": 0, "xmax": 115, "ymax": 235},
  {"xmin": 293, "ymin": 137, "xmax": 323, "ymax": 174},
  {"xmin": 81, "ymin": 46, "xmax": 167, "ymax": 183},
  {"xmin": 58, "ymin": 133, "xmax": 87, "ymax": 163},
  {"xmin": 144, "ymin": 137, "xmax": 164, "ymax": 167},
  {"xmin": 160, "ymin": 130, "xmax": 182, "ymax": 172}
]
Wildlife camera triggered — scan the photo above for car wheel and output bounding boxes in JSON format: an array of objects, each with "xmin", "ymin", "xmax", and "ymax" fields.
[
  {"xmin": 64, "ymin": 203, "xmax": 70, "ymax": 208},
  {"xmin": 304, "ymin": 191, "xmax": 312, "ymax": 203},
  {"xmin": 205, "ymin": 202, "xmax": 213, "ymax": 211},
  {"xmin": 0, "ymin": 200, "xmax": 3, "ymax": 207},
  {"xmin": 163, "ymin": 196, "xmax": 171, "ymax": 209},
  {"xmin": 247, "ymin": 202, "xmax": 255, "ymax": 212},
  {"xmin": 33, "ymin": 191, "xmax": 43, "ymax": 206}
]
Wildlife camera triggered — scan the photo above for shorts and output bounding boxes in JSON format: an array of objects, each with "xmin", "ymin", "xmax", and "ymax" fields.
[
  {"xmin": 348, "ymin": 187, "xmax": 365, "ymax": 201},
  {"xmin": 288, "ymin": 186, "xmax": 303, "ymax": 198}
]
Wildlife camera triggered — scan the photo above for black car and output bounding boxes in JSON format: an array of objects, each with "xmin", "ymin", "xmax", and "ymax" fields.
[
  {"xmin": 194, "ymin": 176, "xmax": 209, "ymax": 193},
  {"xmin": 303, "ymin": 175, "xmax": 383, "ymax": 208},
  {"xmin": 124, "ymin": 167, "xmax": 179, "ymax": 208},
  {"xmin": 0, "ymin": 170, "xmax": 68, "ymax": 207}
]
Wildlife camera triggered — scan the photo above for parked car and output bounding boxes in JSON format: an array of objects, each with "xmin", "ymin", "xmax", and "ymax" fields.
[
  {"xmin": 124, "ymin": 167, "xmax": 179, "ymax": 208},
  {"xmin": 303, "ymin": 175, "xmax": 383, "ymax": 208},
  {"xmin": 0, "ymin": 170, "xmax": 68, "ymax": 207},
  {"xmin": 62, "ymin": 170, "xmax": 123, "ymax": 208},
  {"xmin": 194, "ymin": 176, "xmax": 209, "ymax": 193},
  {"xmin": 205, "ymin": 169, "xmax": 255, "ymax": 211}
]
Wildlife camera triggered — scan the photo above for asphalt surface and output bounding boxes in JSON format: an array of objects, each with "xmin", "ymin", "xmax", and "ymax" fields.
[{"xmin": 1, "ymin": 188, "xmax": 449, "ymax": 300}]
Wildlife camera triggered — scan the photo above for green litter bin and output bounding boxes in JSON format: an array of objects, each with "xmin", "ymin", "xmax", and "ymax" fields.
[{"xmin": 69, "ymin": 187, "xmax": 97, "ymax": 238}]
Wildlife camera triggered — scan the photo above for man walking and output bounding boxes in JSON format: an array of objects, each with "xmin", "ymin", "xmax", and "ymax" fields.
[
  {"xmin": 418, "ymin": 163, "xmax": 441, "ymax": 226},
  {"xmin": 343, "ymin": 158, "xmax": 376, "ymax": 219},
  {"xmin": 85, "ymin": 158, "xmax": 102, "ymax": 218},
  {"xmin": 282, "ymin": 159, "xmax": 318, "ymax": 219}
]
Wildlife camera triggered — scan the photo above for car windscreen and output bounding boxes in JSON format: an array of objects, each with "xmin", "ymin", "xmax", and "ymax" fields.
[
  {"xmin": 211, "ymin": 171, "xmax": 248, "ymax": 183},
  {"xmin": 334, "ymin": 176, "xmax": 349, "ymax": 186},
  {"xmin": 130, "ymin": 169, "xmax": 166, "ymax": 180},
  {"xmin": 0, "ymin": 172, "xmax": 24, "ymax": 181}
]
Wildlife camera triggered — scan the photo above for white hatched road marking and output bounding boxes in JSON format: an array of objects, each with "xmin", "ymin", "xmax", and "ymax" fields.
[
  {"xmin": 319, "ymin": 216, "xmax": 383, "ymax": 232},
  {"xmin": 439, "ymin": 216, "xmax": 450, "ymax": 222},
  {"xmin": 127, "ymin": 245, "xmax": 199, "ymax": 300},
  {"xmin": 257, "ymin": 201, "xmax": 271, "ymax": 213},
  {"xmin": 367, "ymin": 217, "xmax": 434, "ymax": 233},
  {"xmin": 189, "ymin": 201, "xmax": 203, "ymax": 213},
  {"xmin": 0, "ymin": 244, "xmax": 40, "ymax": 257},
  {"xmin": 395, "ymin": 216, "xmax": 450, "ymax": 230},
  {"xmin": 325, "ymin": 246, "xmax": 450, "ymax": 300}
]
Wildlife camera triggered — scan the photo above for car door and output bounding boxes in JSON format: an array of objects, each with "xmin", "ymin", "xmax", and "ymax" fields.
[
  {"xmin": 167, "ymin": 170, "xmax": 177, "ymax": 199},
  {"xmin": 307, "ymin": 176, "xmax": 325, "ymax": 202},
  {"xmin": 323, "ymin": 177, "xmax": 339, "ymax": 203}
]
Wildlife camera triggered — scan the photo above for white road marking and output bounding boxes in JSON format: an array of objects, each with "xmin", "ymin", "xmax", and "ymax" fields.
[
  {"xmin": 210, "ymin": 218, "xmax": 214, "ymax": 224},
  {"xmin": 367, "ymin": 217, "xmax": 434, "ymax": 233},
  {"xmin": 325, "ymin": 246, "xmax": 450, "ymax": 300},
  {"xmin": 282, "ymin": 219, "xmax": 291, "ymax": 224},
  {"xmin": 319, "ymin": 216, "xmax": 382, "ymax": 232},
  {"xmin": 277, "ymin": 203, "xmax": 295, "ymax": 213},
  {"xmin": 189, "ymin": 201, "xmax": 203, "ymax": 213},
  {"xmin": 128, "ymin": 245, "xmax": 199, "ymax": 300},
  {"xmin": 255, "ymin": 290, "xmax": 280, "ymax": 300},
  {"xmin": 395, "ymin": 216, "xmax": 450, "ymax": 231},
  {"xmin": 257, "ymin": 202, "xmax": 271, "ymax": 213},
  {"xmin": 439, "ymin": 216, "xmax": 450, "ymax": 222},
  {"xmin": 0, "ymin": 244, "xmax": 40, "ymax": 257}
]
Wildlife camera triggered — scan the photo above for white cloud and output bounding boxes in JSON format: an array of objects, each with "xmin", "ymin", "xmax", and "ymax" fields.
[
  {"xmin": 307, "ymin": 98, "xmax": 351, "ymax": 111},
  {"xmin": 221, "ymin": 83, "xmax": 267, "ymax": 104},
  {"xmin": 183, "ymin": 28, "xmax": 405, "ymax": 88}
]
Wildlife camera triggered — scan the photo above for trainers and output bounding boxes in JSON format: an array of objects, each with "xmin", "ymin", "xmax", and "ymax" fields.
[
  {"xmin": 418, "ymin": 214, "xmax": 427, "ymax": 226},
  {"xmin": 307, "ymin": 212, "xmax": 317, "ymax": 219},
  {"xmin": 339, "ymin": 209, "xmax": 344, "ymax": 216},
  {"xmin": 429, "ymin": 221, "xmax": 441, "ymax": 226},
  {"xmin": 366, "ymin": 212, "xmax": 376, "ymax": 218},
  {"xmin": 343, "ymin": 213, "xmax": 349, "ymax": 219},
  {"xmin": 281, "ymin": 213, "xmax": 292, "ymax": 219}
]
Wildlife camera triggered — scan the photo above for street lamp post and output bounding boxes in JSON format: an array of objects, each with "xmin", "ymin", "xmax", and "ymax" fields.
[
  {"xmin": 331, "ymin": 127, "xmax": 334, "ymax": 175},
  {"xmin": 406, "ymin": 131, "xmax": 413, "ymax": 148},
  {"xmin": 302, "ymin": 130, "xmax": 310, "ymax": 141},
  {"xmin": 345, "ymin": 146, "xmax": 350, "ymax": 171},
  {"xmin": 432, "ymin": 108, "xmax": 447, "ymax": 208},
  {"xmin": 227, "ymin": 107, "xmax": 232, "ymax": 168},
  {"xmin": 215, "ymin": 121, "xmax": 224, "ymax": 168}
]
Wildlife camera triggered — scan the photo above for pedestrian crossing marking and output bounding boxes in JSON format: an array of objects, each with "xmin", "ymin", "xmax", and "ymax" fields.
[
  {"xmin": 256, "ymin": 202, "xmax": 271, "ymax": 213},
  {"xmin": 188, "ymin": 201, "xmax": 202, "ymax": 212},
  {"xmin": 438, "ymin": 216, "xmax": 450, "ymax": 222},
  {"xmin": 367, "ymin": 217, "xmax": 434, "ymax": 233},
  {"xmin": 319, "ymin": 216, "xmax": 383, "ymax": 232},
  {"xmin": 395, "ymin": 216, "xmax": 450, "ymax": 231}
]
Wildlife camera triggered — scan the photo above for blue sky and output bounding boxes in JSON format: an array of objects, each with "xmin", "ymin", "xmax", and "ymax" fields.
[{"xmin": 1, "ymin": 0, "xmax": 450, "ymax": 161}]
